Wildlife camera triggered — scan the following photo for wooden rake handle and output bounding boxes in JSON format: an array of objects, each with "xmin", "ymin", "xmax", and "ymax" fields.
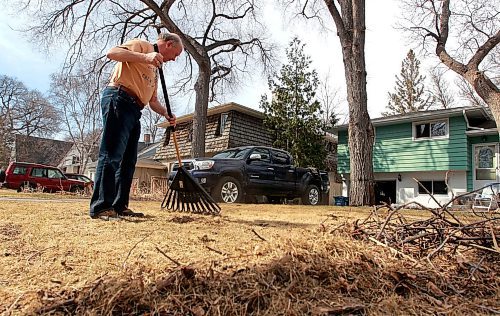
[{"xmin": 153, "ymin": 43, "xmax": 183, "ymax": 166}]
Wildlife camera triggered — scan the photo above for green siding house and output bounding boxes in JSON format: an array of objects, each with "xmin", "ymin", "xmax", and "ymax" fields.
[{"xmin": 335, "ymin": 106, "xmax": 498, "ymax": 207}]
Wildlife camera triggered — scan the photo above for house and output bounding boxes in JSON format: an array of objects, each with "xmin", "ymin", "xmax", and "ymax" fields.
[
  {"xmin": 154, "ymin": 102, "xmax": 273, "ymax": 166},
  {"xmin": 335, "ymin": 106, "xmax": 498, "ymax": 207},
  {"xmin": 85, "ymin": 135, "xmax": 167, "ymax": 192},
  {"xmin": 133, "ymin": 140, "xmax": 169, "ymax": 193},
  {"xmin": 58, "ymin": 142, "xmax": 99, "ymax": 176},
  {"xmin": 10, "ymin": 134, "xmax": 73, "ymax": 166}
]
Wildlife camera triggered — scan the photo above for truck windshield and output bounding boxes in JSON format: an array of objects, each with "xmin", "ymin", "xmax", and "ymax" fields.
[{"xmin": 213, "ymin": 148, "xmax": 251, "ymax": 159}]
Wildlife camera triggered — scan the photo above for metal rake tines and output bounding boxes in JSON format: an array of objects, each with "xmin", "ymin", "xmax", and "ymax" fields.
[{"xmin": 161, "ymin": 189, "xmax": 221, "ymax": 215}]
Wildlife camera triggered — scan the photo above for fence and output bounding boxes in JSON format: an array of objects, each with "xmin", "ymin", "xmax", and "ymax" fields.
[{"xmin": 131, "ymin": 176, "xmax": 169, "ymax": 198}]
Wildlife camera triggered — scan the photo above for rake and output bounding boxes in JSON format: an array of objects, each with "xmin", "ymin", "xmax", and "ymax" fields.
[{"xmin": 154, "ymin": 44, "xmax": 221, "ymax": 215}]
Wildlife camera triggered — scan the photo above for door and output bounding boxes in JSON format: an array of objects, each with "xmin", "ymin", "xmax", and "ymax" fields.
[
  {"xmin": 374, "ymin": 181, "xmax": 397, "ymax": 205},
  {"xmin": 29, "ymin": 167, "xmax": 49, "ymax": 190},
  {"xmin": 245, "ymin": 148, "xmax": 275, "ymax": 194},
  {"xmin": 473, "ymin": 143, "xmax": 500, "ymax": 190},
  {"xmin": 270, "ymin": 149, "xmax": 295, "ymax": 194}
]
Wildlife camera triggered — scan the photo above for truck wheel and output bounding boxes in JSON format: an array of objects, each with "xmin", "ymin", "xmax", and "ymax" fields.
[
  {"xmin": 302, "ymin": 184, "xmax": 320, "ymax": 205},
  {"xmin": 214, "ymin": 176, "xmax": 243, "ymax": 203}
]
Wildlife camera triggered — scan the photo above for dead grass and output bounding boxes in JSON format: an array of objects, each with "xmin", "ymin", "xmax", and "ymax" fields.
[{"xmin": 0, "ymin": 190, "xmax": 498, "ymax": 315}]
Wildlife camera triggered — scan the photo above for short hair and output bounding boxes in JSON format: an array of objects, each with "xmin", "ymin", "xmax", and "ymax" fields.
[{"xmin": 157, "ymin": 32, "xmax": 182, "ymax": 46}]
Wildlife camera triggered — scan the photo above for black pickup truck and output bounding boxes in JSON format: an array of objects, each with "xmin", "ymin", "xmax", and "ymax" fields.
[{"xmin": 169, "ymin": 146, "xmax": 329, "ymax": 205}]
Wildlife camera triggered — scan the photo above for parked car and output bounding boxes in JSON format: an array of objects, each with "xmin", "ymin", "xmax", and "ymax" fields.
[
  {"xmin": 65, "ymin": 173, "xmax": 94, "ymax": 189},
  {"xmin": 4, "ymin": 162, "xmax": 86, "ymax": 193},
  {"xmin": 169, "ymin": 146, "xmax": 329, "ymax": 205}
]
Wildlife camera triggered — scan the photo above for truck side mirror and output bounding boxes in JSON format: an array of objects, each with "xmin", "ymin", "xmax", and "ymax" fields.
[{"xmin": 248, "ymin": 153, "xmax": 261, "ymax": 161}]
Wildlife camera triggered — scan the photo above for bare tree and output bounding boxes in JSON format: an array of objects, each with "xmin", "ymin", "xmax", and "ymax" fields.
[
  {"xmin": 317, "ymin": 72, "xmax": 344, "ymax": 130},
  {"xmin": 428, "ymin": 66, "xmax": 455, "ymax": 109},
  {"xmin": 141, "ymin": 107, "xmax": 163, "ymax": 143},
  {"xmin": 283, "ymin": 0, "xmax": 375, "ymax": 205},
  {"xmin": 401, "ymin": 0, "xmax": 499, "ymax": 127},
  {"xmin": 456, "ymin": 76, "xmax": 487, "ymax": 108},
  {"xmin": 0, "ymin": 75, "xmax": 59, "ymax": 137},
  {"xmin": 49, "ymin": 70, "xmax": 103, "ymax": 174},
  {"xmin": 15, "ymin": 0, "xmax": 276, "ymax": 158},
  {"xmin": 0, "ymin": 75, "xmax": 60, "ymax": 165}
]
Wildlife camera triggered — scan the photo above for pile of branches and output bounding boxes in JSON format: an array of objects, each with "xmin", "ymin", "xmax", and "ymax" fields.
[{"xmin": 350, "ymin": 200, "xmax": 500, "ymax": 261}]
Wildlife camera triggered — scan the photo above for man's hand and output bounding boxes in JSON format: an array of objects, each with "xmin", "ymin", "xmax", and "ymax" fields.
[
  {"xmin": 144, "ymin": 52, "xmax": 164, "ymax": 67},
  {"xmin": 165, "ymin": 113, "xmax": 176, "ymax": 126}
]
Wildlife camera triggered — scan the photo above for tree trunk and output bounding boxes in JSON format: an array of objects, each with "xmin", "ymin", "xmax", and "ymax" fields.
[
  {"xmin": 345, "ymin": 57, "xmax": 375, "ymax": 206},
  {"xmin": 191, "ymin": 63, "xmax": 210, "ymax": 158},
  {"xmin": 464, "ymin": 71, "xmax": 500, "ymax": 129},
  {"xmin": 334, "ymin": 0, "xmax": 375, "ymax": 206}
]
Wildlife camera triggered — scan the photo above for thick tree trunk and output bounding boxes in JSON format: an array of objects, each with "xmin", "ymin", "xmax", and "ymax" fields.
[
  {"xmin": 345, "ymin": 61, "xmax": 375, "ymax": 205},
  {"xmin": 464, "ymin": 71, "xmax": 500, "ymax": 130},
  {"xmin": 191, "ymin": 64, "xmax": 210, "ymax": 158},
  {"xmin": 337, "ymin": 0, "xmax": 375, "ymax": 206}
]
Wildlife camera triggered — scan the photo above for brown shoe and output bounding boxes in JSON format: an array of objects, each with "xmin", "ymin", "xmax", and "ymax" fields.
[
  {"xmin": 118, "ymin": 208, "xmax": 144, "ymax": 217},
  {"xmin": 91, "ymin": 209, "xmax": 120, "ymax": 220}
]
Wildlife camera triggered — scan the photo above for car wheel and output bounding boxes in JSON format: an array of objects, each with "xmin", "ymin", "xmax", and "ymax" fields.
[
  {"xmin": 302, "ymin": 184, "xmax": 320, "ymax": 205},
  {"xmin": 70, "ymin": 185, "xmax": 84, "ymax": 194},
  {"xmin": 18, "ymin": 182, "xmax": 36, "ymax": 193},
  {"xmin": 214, "ymin": 176, "xmax": 243, "ymax": 203}
]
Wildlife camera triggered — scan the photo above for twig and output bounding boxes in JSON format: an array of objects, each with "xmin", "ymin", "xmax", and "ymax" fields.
[
  {"xmin": 376, "ymin": 207, "xmax": 398, "ymax": 239},
  {"xmin": 205, "ymin": 245, "xmax": 225, "ymax": 255},
  {"xmin": 36, "ymin": 299, "xmax": 75, "ymax": 314},
  {"xmin": 122, "ymin": 233, "xmax": 152, "ymax": 268},
  {"xmin": 368, "ymin": 236, "xmax": 418, "ymax": 263},
  {"xmin": 4, "ymin": 292, "xmax": 24, "ymax": 316},
  {"xmin": 26, "ymin": 246, "xmax": 56, "ymax": 262},
  {"xmin": 490, "ymin": 225, "xmax": 499, "ymax": 251},
  {"xmin": 155, "ymin": 246, "xmax": 181, "ymax": 266},
  {"xmin": 251, "ymin": 228, "xmax": 267, "ymax": 241},
  {"xmin": 467, "ymin": 243, "xmax": 500, "ymax": 254},
  {"xmin": 427, "ymin": 236, "xmax": 450, "ymax": 260}
]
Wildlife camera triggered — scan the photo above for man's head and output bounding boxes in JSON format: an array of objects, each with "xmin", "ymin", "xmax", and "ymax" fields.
[{"xmin": 157, "ymin": 33, "xmax": 183, "ymax": 62}]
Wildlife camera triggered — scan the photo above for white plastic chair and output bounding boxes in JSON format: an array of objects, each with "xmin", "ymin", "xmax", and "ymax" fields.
[{"xmin": 472, "ymin": 182, "xmax": 500, "ymax": 211}]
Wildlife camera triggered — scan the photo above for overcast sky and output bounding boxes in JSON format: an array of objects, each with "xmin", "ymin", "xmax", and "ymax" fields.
[{"xmin": 0, "ymin": 1, "xmax": 445, "ymax": 121}]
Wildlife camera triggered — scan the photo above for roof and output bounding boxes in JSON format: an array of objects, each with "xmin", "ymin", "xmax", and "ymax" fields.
[
  {"xmin": 334, "ymin": 106, "xmax": 493, "ymax": 131},
  {"xmin": 158, "ymin": 102, "xmax": 264, "ymax": 128},
  {"xmin": 13, "ymin": 134, "xmax": 73, "ymax": 166},
  {"xmin": 137, "ymin": 142, "xmax": 161, "ymax": 159},
  {"xmin": 135, "ymin": 158, "xmax": 167, "ymax": 169}
]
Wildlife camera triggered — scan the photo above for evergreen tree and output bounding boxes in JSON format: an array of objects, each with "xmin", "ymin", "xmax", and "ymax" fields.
[
  {"xmin": 260, "ymin": 38, "xmax": 326, "ymax": 169},
  {"xmin": 383, "ymin": 50, "xmax": 433, "ymax": 116}
]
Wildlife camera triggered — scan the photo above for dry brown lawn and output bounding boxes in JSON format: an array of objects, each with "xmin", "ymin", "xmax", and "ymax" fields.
[{"xmin": 0, "ymin": 189, "xmax": 498, "ymax": 315}]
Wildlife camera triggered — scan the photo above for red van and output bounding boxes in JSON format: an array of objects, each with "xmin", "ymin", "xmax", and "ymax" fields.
[{"xmin": 4, "ymin": 162, "xmax": 86, "ymax": 193}]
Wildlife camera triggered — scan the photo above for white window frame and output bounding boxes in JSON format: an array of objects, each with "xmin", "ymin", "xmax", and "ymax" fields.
[{"xmin": 412, "ymin": 118, "xmax": 449, "ymax": 141}]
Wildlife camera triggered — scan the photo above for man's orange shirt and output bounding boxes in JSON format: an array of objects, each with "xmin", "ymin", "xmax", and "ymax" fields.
[{"xmin": 109, "ymin": 39, "xmax": 157, "ymax": 106}]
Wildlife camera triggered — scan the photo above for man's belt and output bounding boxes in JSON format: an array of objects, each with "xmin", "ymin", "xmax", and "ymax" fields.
[{"xmin": 108, "ymin": 83, "xmax": 145, "ymax": 109}]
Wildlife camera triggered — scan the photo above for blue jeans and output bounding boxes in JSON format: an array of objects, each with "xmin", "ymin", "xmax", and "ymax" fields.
[{"xmin": 90, "ymin": 87, "xmax": 142, "ymax": 216}]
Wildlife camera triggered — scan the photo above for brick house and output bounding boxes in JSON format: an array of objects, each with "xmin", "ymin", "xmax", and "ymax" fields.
[{"xmin": 154, "ymin": 102, "xmax": 273, "ymax": 165}]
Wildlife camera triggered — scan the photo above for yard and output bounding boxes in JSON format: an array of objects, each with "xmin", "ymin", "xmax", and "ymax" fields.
[{"xmin": 0, "ymin": 189, "xmax": 498, "ymax": 315}]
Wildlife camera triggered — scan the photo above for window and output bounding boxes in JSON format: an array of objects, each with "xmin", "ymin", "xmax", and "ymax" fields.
[
  {"xmin": 414, "ymin": 120, "xmax": 448, "ymax": 140},
  {"xmin": 48, "ymin": 169, "xmax": 64, "ymax": 179},
  {"xmin": 72, "ymin": 156, "xmax": 80, "ymax": 164},
  {"xmin": 475, "ymin": 145, "xmax": 496, "ymax": 180},
  {"xmin": 251, "ymin": 148, "xmax": 271, "ymax": 163},
  {"xmin": 271, "ymin": 150, "xmax": 291, "ymax": 165},
  {"xmin": 31, "ymin": 168, "xmax": 47, "ymax": 178},
  {"xmin": 213, "ymin": 148, "xmax": 252, "ymax": 159},
  {"xmin": 418, "ymin": 180, "xmax": 448, "ymax": 195},
  {"xmin": 215, "ymin": 113, "xmax": 228, "ymax": 136},
  {"xmin": 13, "ymin": 166, "xmax": 27, "ymax": 175}
]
